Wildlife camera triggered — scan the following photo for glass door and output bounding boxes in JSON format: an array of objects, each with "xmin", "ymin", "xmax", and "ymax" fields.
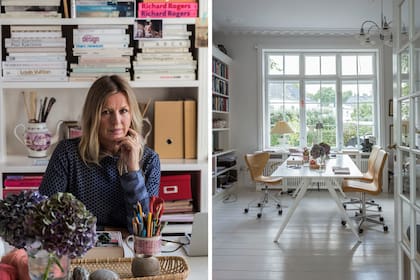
[{"xmin": 394, "ymin": 0, "xmax": 420, "ymax": 279}]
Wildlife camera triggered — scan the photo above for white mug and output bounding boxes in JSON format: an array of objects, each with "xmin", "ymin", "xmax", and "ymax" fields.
[{"xmin": 125, "ymin": 235, "xmax": 161, "ymax": 256}]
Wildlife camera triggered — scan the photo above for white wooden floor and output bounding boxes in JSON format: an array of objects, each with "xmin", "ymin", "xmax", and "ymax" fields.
[{"xmin": 212, "ymin": 187, "xmax": 397, "ymax": 280}]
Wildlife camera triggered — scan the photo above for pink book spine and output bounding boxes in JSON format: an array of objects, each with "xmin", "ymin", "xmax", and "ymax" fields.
[{"xmin": 138, "ymin": 3, "xmax": 197, "ymax": 18}]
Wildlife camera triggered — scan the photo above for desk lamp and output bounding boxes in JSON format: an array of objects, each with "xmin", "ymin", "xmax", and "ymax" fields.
[{"xmin": 271, "ymin": 120, "xmax": 294, "ymax": 151}]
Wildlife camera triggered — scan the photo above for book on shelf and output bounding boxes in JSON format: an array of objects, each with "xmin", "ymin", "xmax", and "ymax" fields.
[
  {"xmin": 72, "ymin": 47, "xmax": 133, "ymax": 56},
  {"xmin": 2, "ymin": 75, "xmax": 68, "ymax": 82},
  {"xmin": 133, "ymin": 61, "xmax": 196, "ymax": 70},
  {"xmin": 6, "ymin": 47, "xmax": 66, "ymax": 54},
  {"xmin": 10, "ymin": 25, "xmax": 62, "ymax": 32},
  {"xmin": 1, "ymin": 0, "xmax": 61, "ymax": 6},
  {"xmin": 0, "ymin": 11, "xmax": 61, "ymax": 18},
  {"xmin": 3, "ymin": 68, "xmax": 67, "ymax": 76},
  {"xmin": 6, "ymin": 54, "xmax": 66, "ymax": 61},
  {"xmin": 73, "ymin": 33, "xmax": 130, "ymax": 44},
  {"xmin": 137, "ymin": 2, "xmax": 198, "ymax": 18},
  {"xmin": 74, "ymin": 42, "xmax": 130, "ymax": 49},
  {"xmin": 141, "ymin": 47, "xmax": 190, "ymax": 53},
  {"xmin": 5, "ymin": 38, "xmax": 66, "ymax": 48},
  {"xmin": 78, "ymin": 56, "xmax": 130, "ymax": 64},
  {"xmin": 137, "ymin": 39, "xmax": 190, "ymax": 48},
  {"xmin": 73, "ymin": 0, "xmax": 135, "ymax": 18},
  {"xmin": 134, "ymin": 72, "xmax": 195, "ymax": 81},
  {"xmin": 142, "ymin": 0, "xmax": 197, "ymax": 2},
  {"xmin": 2, "ymin": 61, "xmax": 67, "ymax": 69}
]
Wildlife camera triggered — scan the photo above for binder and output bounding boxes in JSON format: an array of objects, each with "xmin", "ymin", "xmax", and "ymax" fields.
[
  {"xmin": 154, "ymin": 101, "xmax": 184, "ymax": 158},
  {"xmin": 183, "ymin": 100, "xmax": 197, "ymax": 159}
]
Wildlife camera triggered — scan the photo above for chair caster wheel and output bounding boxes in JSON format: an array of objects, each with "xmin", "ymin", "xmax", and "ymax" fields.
[
  {"xmin": 244, "ymin": 208, "xmax": 249, "ymax": 213},
  {"xmin": 341, "ymin": 220, "xmax": 346, "ymax": 226},
  {"xmin": 257, "ymin": 203, "xmax": 262, "ymax": 207},
  {"xmin": 384, "ymin": 225, "xmax": 389, "ymax": 232},
  {"xmin": 276, "ymin": 204, "xmax": 281, "ymax": 208},
  {"xmin": 359, "ymin": 209, "xmax": 363, "ymax": 214},
  {"xmin": 379, "ymin": 217, "xmax": 384, "ymax": 222},
  {"xmin": 378, "ymin": 206, "xmax": 382, "ymax": 211},
  {"xmin": 355, "ymin": 212, "xmax": 360, "ymax": 217},
  {"xmin": 278, "ymin": 209, "xmax": 283, "ymax": 215},
  {"xmin": 343, "ymin": 204, "xmax": 347, "ymax": 209},
  {"xmin": 257, "ymin": 213, "xmax": 262, "ymax": 218},
  {"xmin": 359, "ymin": 228, "xmax": 364, "ymax": 234}
]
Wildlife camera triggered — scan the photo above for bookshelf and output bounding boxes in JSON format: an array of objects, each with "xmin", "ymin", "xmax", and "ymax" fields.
[
  {"xmin": 211, "ymin": 45, "xmax": 236, "ymax": 197},
  {"xmin": 0, "ymin": 2, "xmax": 208, "ymax": 221}
]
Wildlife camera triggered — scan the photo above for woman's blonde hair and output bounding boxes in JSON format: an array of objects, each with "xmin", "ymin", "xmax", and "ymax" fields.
[{"xmin": 79, "ymin": 75, "xmax": 144, "ymax": 165}]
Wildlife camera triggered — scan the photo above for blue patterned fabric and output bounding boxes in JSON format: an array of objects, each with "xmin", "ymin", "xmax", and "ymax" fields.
[{"xmin": 39, "ymin": 138, "xmax": 160, "ymax": 232}]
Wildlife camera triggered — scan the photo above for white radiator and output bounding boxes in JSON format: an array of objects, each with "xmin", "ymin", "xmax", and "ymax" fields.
[{"xmin": 359, "ymin": 158, "xmax": 368, "ymax": 173}]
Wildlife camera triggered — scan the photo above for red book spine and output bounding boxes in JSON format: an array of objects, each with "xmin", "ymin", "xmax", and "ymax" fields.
[{"xmin": 4, "ymin": 179, "xmax": 42, "ymax": 187}]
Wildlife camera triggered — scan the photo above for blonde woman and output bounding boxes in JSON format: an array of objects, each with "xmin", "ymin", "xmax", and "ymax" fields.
[{"xmin": 39, "ymin": 75, "xmax": 160, "ymax": 233}]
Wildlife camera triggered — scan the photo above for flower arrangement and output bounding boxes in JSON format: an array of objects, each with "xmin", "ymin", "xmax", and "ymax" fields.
[
  {"xmin": 0, "ymin": 191, "xmax": 97, "ymax": 279},
  {"xmin": 310, "ymin": 144, "xmax": 325, "ymax": 159}
]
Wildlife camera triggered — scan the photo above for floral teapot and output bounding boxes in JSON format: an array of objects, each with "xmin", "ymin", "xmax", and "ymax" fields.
[{"xmin": 14, "ymin": 120, "xmax": 63, "ymax": 158}]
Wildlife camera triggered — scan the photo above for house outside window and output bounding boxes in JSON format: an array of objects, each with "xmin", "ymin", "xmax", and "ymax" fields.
[{"xmin": 263, "ymin": 50, "xmax": 378, "ymax": 151}]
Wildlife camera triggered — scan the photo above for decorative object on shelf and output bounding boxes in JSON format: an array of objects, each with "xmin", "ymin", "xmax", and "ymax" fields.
[
  {"xmin": 0, "ymin": 191, "xmax": 97, "ymax": 280},
  {"xmin": 213, "ymin": 119, "xmax": 227, "ymax": 128},
  {"xmin": 14, "ymin": 121, "xmax": 63, "ymax": 158},
  {"xmin": 302, "ymin": 147, "xmax": 310, "ymax": 162},
  {"xmin": 354, "ymin": 0, "xmax": 394, "ymax": 47},
  {"xmin": 271, "ymin": 120, "xmax": 294, "ymax": 150}
]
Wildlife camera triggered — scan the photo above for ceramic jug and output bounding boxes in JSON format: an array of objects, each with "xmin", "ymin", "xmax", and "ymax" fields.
[{"xmin": 14, "ymin": 121, "xmax": 63, "ymax": 158}]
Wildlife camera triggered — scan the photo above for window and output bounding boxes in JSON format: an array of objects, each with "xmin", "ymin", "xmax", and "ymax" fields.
[{"xmin": 264, "ymin": 51, "xmax": 377, "ymax": 150}]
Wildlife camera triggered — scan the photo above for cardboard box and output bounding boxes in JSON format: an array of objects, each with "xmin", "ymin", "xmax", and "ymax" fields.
[
  {"xmin": 159, "ymin": 174, "xmax": 192, "ymax": 201},
  {"xmin": 154, "ymin": 101, "xmax": 184, "ymax": 159}
]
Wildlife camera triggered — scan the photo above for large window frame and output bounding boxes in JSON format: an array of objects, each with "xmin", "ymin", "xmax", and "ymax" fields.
[{"xmin": 262, "ymin": 49, "xmax": 379, "ymax": 151}]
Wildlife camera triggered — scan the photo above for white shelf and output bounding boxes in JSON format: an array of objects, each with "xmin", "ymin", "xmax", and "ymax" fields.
[
  {"xmin": 0, "ymin": 18, "xmax": 196, "ymax": 25},
  {"xmin": 212, "ymin": 164, "xmax": 237, "ymax": 178},
  {"xmin": 212, "ymin": 149, "xmax": 236, "ymax": 158},
  {"xmin": 212, "ymin": 128, "xmax": 230, "ymax": 132},
  {"xmin": 0, "ymin": 156, "xmax": 207, "ymax": 173},
  {"xmin": 0, "ymin": 80, "xmax": 200, "ymax": 89}
]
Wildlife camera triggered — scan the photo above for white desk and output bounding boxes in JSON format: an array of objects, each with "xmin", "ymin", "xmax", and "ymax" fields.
[{"xmin": 271, "ymin": 154, "xmax": 363, "ymax": 242}]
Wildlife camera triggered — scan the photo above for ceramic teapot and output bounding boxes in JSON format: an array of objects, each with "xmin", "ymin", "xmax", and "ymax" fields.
[{"xmin": 14, "ymin": 120, "xmax": 63, "ymax": 158}]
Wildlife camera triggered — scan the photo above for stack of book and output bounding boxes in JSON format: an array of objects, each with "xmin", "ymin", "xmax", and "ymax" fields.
[
  {"xmin": 70, "ymin": 24, "xmax": 132, "ymax": 81},
  {"xmin": 0, "ymin": 0, "xmax": 62, "ymax": 18},
  {"xmin": 2, "ymin": 25, "xmax": 68, "ymax": 82},
  {"xmin": 133, "ymin": 23, "xmax": 196, "ymax": 81},
  {"xmin": 3, "ymin": 175, "xmax": 43, "ymax": 197},
  {"xmin": 137, "ymin": 0, "xmax": 197, "ymax": 18},
  {"xmin": 163, "ymin": 199, "xmax": 194, "ymax": 214},
  {"xmin": 72, "ymin": 0, "xmax": 135, "ymax": 18}
]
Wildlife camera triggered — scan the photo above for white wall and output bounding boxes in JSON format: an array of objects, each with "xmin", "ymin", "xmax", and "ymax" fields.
[{"xmin": 213, "ymin": 33, "xmax": 394, "ymax": 187}]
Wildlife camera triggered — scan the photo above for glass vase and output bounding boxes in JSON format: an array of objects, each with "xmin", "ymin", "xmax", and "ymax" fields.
[{"xmin": 28, "ymin": 250, "xmax": 70, "ymax": 280}]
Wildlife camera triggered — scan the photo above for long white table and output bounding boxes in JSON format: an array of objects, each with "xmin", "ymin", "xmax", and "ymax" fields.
[{"xmin": 272, "ymin": 154, "xmax": 363, "ymax": 242}]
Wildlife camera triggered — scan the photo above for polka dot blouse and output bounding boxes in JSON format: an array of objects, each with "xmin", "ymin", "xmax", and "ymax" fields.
[{"xmin": 39, "ymin": 138, "xmax": 161, "ymax": 232}]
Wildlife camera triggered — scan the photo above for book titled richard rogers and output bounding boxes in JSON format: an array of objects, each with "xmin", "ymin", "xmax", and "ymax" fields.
[{"xmin": 137, "ymin": 2, "xmax": 197, "ymax": 18}]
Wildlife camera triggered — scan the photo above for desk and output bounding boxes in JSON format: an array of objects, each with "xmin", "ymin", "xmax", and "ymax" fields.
[{"xmin": 271, "ymin": 154, "xmax": 363, "ymax": 242}]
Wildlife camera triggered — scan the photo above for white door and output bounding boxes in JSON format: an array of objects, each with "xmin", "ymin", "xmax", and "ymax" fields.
[{"xmin": 394, "ymin": 0, "xmax": 420, "ymax": 279}]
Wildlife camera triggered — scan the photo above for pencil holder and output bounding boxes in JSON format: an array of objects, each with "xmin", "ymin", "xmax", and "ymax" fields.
[{"xmin": 125, "ymin": 235, "xmax": 161, "ymax": 256}]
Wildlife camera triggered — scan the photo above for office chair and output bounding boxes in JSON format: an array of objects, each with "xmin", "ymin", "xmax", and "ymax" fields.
[
  {"xmin": 343, "ymin": 145, "xmax": 383, "ymax": 212},
  {"xmin": 341, "ymin": 149, "xmax": 388, "ymax": 233},
  {"xmin": 244, "ymin": 152, "xmax": 283, "ymax": 218}
]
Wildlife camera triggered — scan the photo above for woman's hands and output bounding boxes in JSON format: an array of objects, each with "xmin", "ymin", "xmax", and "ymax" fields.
[{"xmin": 116, "ymin": 128, "xmax": 143, "ymax": 172}]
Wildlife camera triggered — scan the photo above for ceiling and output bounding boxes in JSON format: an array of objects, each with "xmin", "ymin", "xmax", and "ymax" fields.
[{"xmin": 212, "ymin": 0, "xmax": 393, "ymax": 35}]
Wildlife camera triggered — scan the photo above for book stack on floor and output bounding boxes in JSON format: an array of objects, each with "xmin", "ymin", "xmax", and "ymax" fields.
[
  {"xmin": 2, "ymin": 25, "xmax": 68, "ymax": 82},
  {"xmin": 0, "ymin": 0, "xmax": 62, "ymax": 18},
  {"xmin": 133, "ymin": 22, "xmax": 196, "ymax": 81},
  {"xmin": 3, "ymin": 175, "xmax": 43, "ymax": 198},
  {"xmin": 72, "ymin": 0, "xmax": 135, "ymax": 18},
  {"xmin": 70, "ymin": 25, "xmax": 132, "ymax": 82}
]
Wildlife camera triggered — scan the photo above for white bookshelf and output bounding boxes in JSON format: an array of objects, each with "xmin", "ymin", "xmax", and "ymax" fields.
[{"xmin": 0, "ymin": 4, "xmax": 208, "ymax": 218}]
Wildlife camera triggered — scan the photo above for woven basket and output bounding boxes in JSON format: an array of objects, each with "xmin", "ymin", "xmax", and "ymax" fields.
[{"xmin": 70, "ymin": 256, "xmax": 189, "ymax": 280}]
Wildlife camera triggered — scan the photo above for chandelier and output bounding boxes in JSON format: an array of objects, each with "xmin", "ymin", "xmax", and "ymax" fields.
[{"xmin": 355, "ymin": 0, "xmax": 393, "ymax": 47}]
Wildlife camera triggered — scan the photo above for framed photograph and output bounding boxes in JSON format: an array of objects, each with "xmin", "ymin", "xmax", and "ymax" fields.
[
  {"xmin": 388, "ymin": 99, "xmax": 393, "ymax": 117},
  {"xmin": 134, "ymin": 19, "xmax": 162, "ymax": 40}
]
